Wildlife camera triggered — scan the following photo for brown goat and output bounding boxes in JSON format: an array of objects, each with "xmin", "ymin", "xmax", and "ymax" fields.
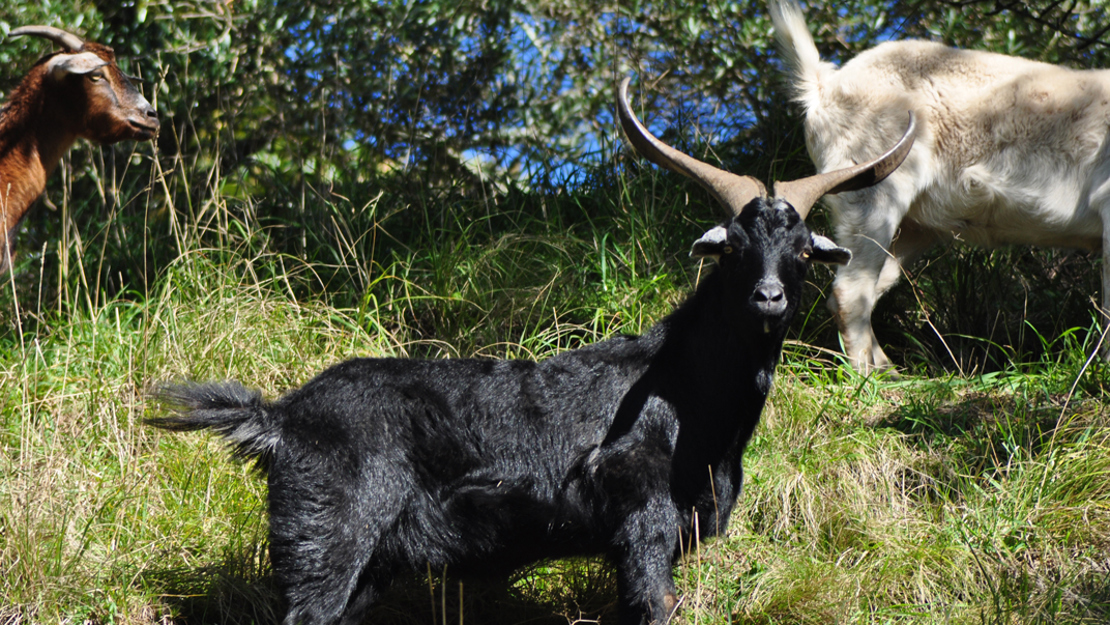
[{"xmin": 0, "ymin": 25, "xmax": 159, "ymax": 273}]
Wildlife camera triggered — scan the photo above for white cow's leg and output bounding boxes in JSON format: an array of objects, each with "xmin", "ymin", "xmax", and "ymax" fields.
[{"xmin": 826, "ymin": 186, "xmax": 917, "ymax": 373}]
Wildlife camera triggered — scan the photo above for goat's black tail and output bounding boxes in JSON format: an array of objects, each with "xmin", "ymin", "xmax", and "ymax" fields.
[{"xmin": 147, "ymin": 381, "xmax": 281, "ymax": 470}]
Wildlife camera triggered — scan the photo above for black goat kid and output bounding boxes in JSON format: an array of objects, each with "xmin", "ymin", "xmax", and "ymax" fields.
[{"xmin": 148, "ymin": 79, "xmax": 915, "ymax": 625}]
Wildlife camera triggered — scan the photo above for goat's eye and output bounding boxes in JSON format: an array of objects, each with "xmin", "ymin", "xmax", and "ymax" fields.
[
  {"xmin": 722, "ymin": 245, "xmax": 733, "ymax": 254},
  {"xmin": 88, "ymin": 73, "xmax": 103, "ymax": 82},
  {"xmin": 800, "ymin": 249, "xmax": 811, "ymax": 260}
]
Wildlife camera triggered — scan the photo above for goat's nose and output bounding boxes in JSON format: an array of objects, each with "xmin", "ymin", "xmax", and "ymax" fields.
[{"xmin": 752, "ymin": 282, "xmax": 787, "ymax": 316}]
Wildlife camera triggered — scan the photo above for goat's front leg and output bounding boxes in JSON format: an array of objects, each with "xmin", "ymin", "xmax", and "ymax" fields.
[
  {"xmin": 612, "ymin": 500, "xmax": 682, "ymax": 625},
  {"xmin": 593, "ymin": 438, "xmax": 683, "ymax": 624}
]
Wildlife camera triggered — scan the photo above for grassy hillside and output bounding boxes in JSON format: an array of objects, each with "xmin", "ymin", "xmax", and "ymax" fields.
[{"xmin": 0, "ymin": 145, "xmax": 1108, "ymax": 625}]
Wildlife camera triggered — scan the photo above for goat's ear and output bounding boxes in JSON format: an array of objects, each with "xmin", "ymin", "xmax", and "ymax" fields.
[
  {"xmin": 809, "ymin": 233, "xmax": 852, "ymax": 265},
  {"xmin": 46, "ymin": 52, "xmax": 109, "ymax": 81},
  {"xmin": 690, "ymin": 225, "xmax": 730, "ymax": 261}
]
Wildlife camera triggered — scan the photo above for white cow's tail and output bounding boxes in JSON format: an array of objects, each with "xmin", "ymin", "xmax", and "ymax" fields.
[{"xmin": 767, "ymin": 0, "xmax": 835, "ymax": 112}]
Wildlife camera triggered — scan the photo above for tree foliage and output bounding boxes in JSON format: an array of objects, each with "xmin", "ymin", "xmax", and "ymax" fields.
[
  {"xmin": 7, "ymin": 0, "xmax": 1110, "ymax": 190},
  {"xmin": 0, "ymin": 0, "xmax": 1107, "ymax": 365}
]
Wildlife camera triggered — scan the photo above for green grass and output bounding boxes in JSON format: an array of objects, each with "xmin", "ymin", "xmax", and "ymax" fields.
[{"xmin": 1, "ymin": 144, "xmax": 1109, "ymax": 625}]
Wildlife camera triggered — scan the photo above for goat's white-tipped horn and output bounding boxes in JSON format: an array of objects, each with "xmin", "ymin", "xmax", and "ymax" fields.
[
  {"xmin": 617, "ymin": 77, "xmax": 767, "ymax": 216},
  {"xmin": 9, "ymin": 25, "xmax": 86, "ymax": 52},
  {"xmin": 773, "ymin": 112, "xmax": 916, "ymax": 219}
]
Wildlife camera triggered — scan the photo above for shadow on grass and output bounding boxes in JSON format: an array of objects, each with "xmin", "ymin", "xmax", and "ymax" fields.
[
  {"xmin": 982, "ymin": 562, "xmax": 1110, "ymax": 625},
  {"xmin": 871, "ymin": 388, "xmax": 1110, "ymax": 623},
  {"xmin": 876, "ymin": 390, "xmax": 1106, "ymax": 488},
  {"xmin": 144, "ymin": 555, "xmax": 619, "ymax": 625}
]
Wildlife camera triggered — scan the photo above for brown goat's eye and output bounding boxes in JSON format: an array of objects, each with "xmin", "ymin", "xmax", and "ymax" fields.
[{"xmin": 88, "ymin": 73, "xmax": 104, "ymax": 82}]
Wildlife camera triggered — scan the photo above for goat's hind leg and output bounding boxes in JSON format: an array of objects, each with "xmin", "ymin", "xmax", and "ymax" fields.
[
  {"xmin": 270, "ymin": 460, "xmax": 405, "ymax": 625},
  {"xmin": 335, "ymin": 568, "xmax": 392, "ymax": 625}
]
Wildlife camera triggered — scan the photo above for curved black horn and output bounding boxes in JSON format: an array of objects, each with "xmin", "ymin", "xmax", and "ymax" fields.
[
  {"xmin": 9, "ymin": 25, "xmax": 86, "ymax": 52},
  {"xmin": 617, "ymin": 77, "xmax": 767, "ymax": 216},
  {"xmin": 773, "ymin": 112, "xmax": 916, "ymax": 219}
]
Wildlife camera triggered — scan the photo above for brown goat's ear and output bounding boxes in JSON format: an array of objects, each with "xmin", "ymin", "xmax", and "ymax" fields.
[{"xmin": 45, "ymin": 52, "xmax": 109, "ymax": 81}]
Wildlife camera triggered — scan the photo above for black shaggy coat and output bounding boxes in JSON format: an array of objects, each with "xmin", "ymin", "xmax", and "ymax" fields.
[{"xmin": 150, "ymin": 202, "xmax": 851, "ymax": 625}]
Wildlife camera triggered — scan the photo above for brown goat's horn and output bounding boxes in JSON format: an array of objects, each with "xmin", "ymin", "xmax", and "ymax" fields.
[
  {"xmin": 773, "ymin": 112, "xmax": 916, "ymax": 219},
  {"xmin": 9, "ymin": 26, "xmax": 86, "ymax": 52},
  {"xmin": 617, "ymin": 77, "xmax": 767, "ymax": 216}
]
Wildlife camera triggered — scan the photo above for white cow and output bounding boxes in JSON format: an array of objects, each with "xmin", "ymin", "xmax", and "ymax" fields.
[{"xmin": 769, "ymin": 0, "xmax": 1110, "ymax": 372}]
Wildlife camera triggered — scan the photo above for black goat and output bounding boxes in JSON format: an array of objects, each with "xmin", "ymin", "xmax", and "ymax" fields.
[{"xmin": 147, "ymin": 78, "xmax": 915, "ymax": 625}]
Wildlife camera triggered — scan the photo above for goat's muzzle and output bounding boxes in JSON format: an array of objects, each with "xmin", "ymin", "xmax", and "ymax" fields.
[
  {"xmin": 128, "ymin": 101, "xmax": 161, "ymax": 140},
  {"xmin": 752, "ymin": 279, "xmax": 788, "ymax": 328}
]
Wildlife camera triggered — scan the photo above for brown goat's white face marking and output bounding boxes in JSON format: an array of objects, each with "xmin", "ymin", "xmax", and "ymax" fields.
[{"xmin": 46, "ymin": 52, "xmax": 110, "ymax": 81}]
